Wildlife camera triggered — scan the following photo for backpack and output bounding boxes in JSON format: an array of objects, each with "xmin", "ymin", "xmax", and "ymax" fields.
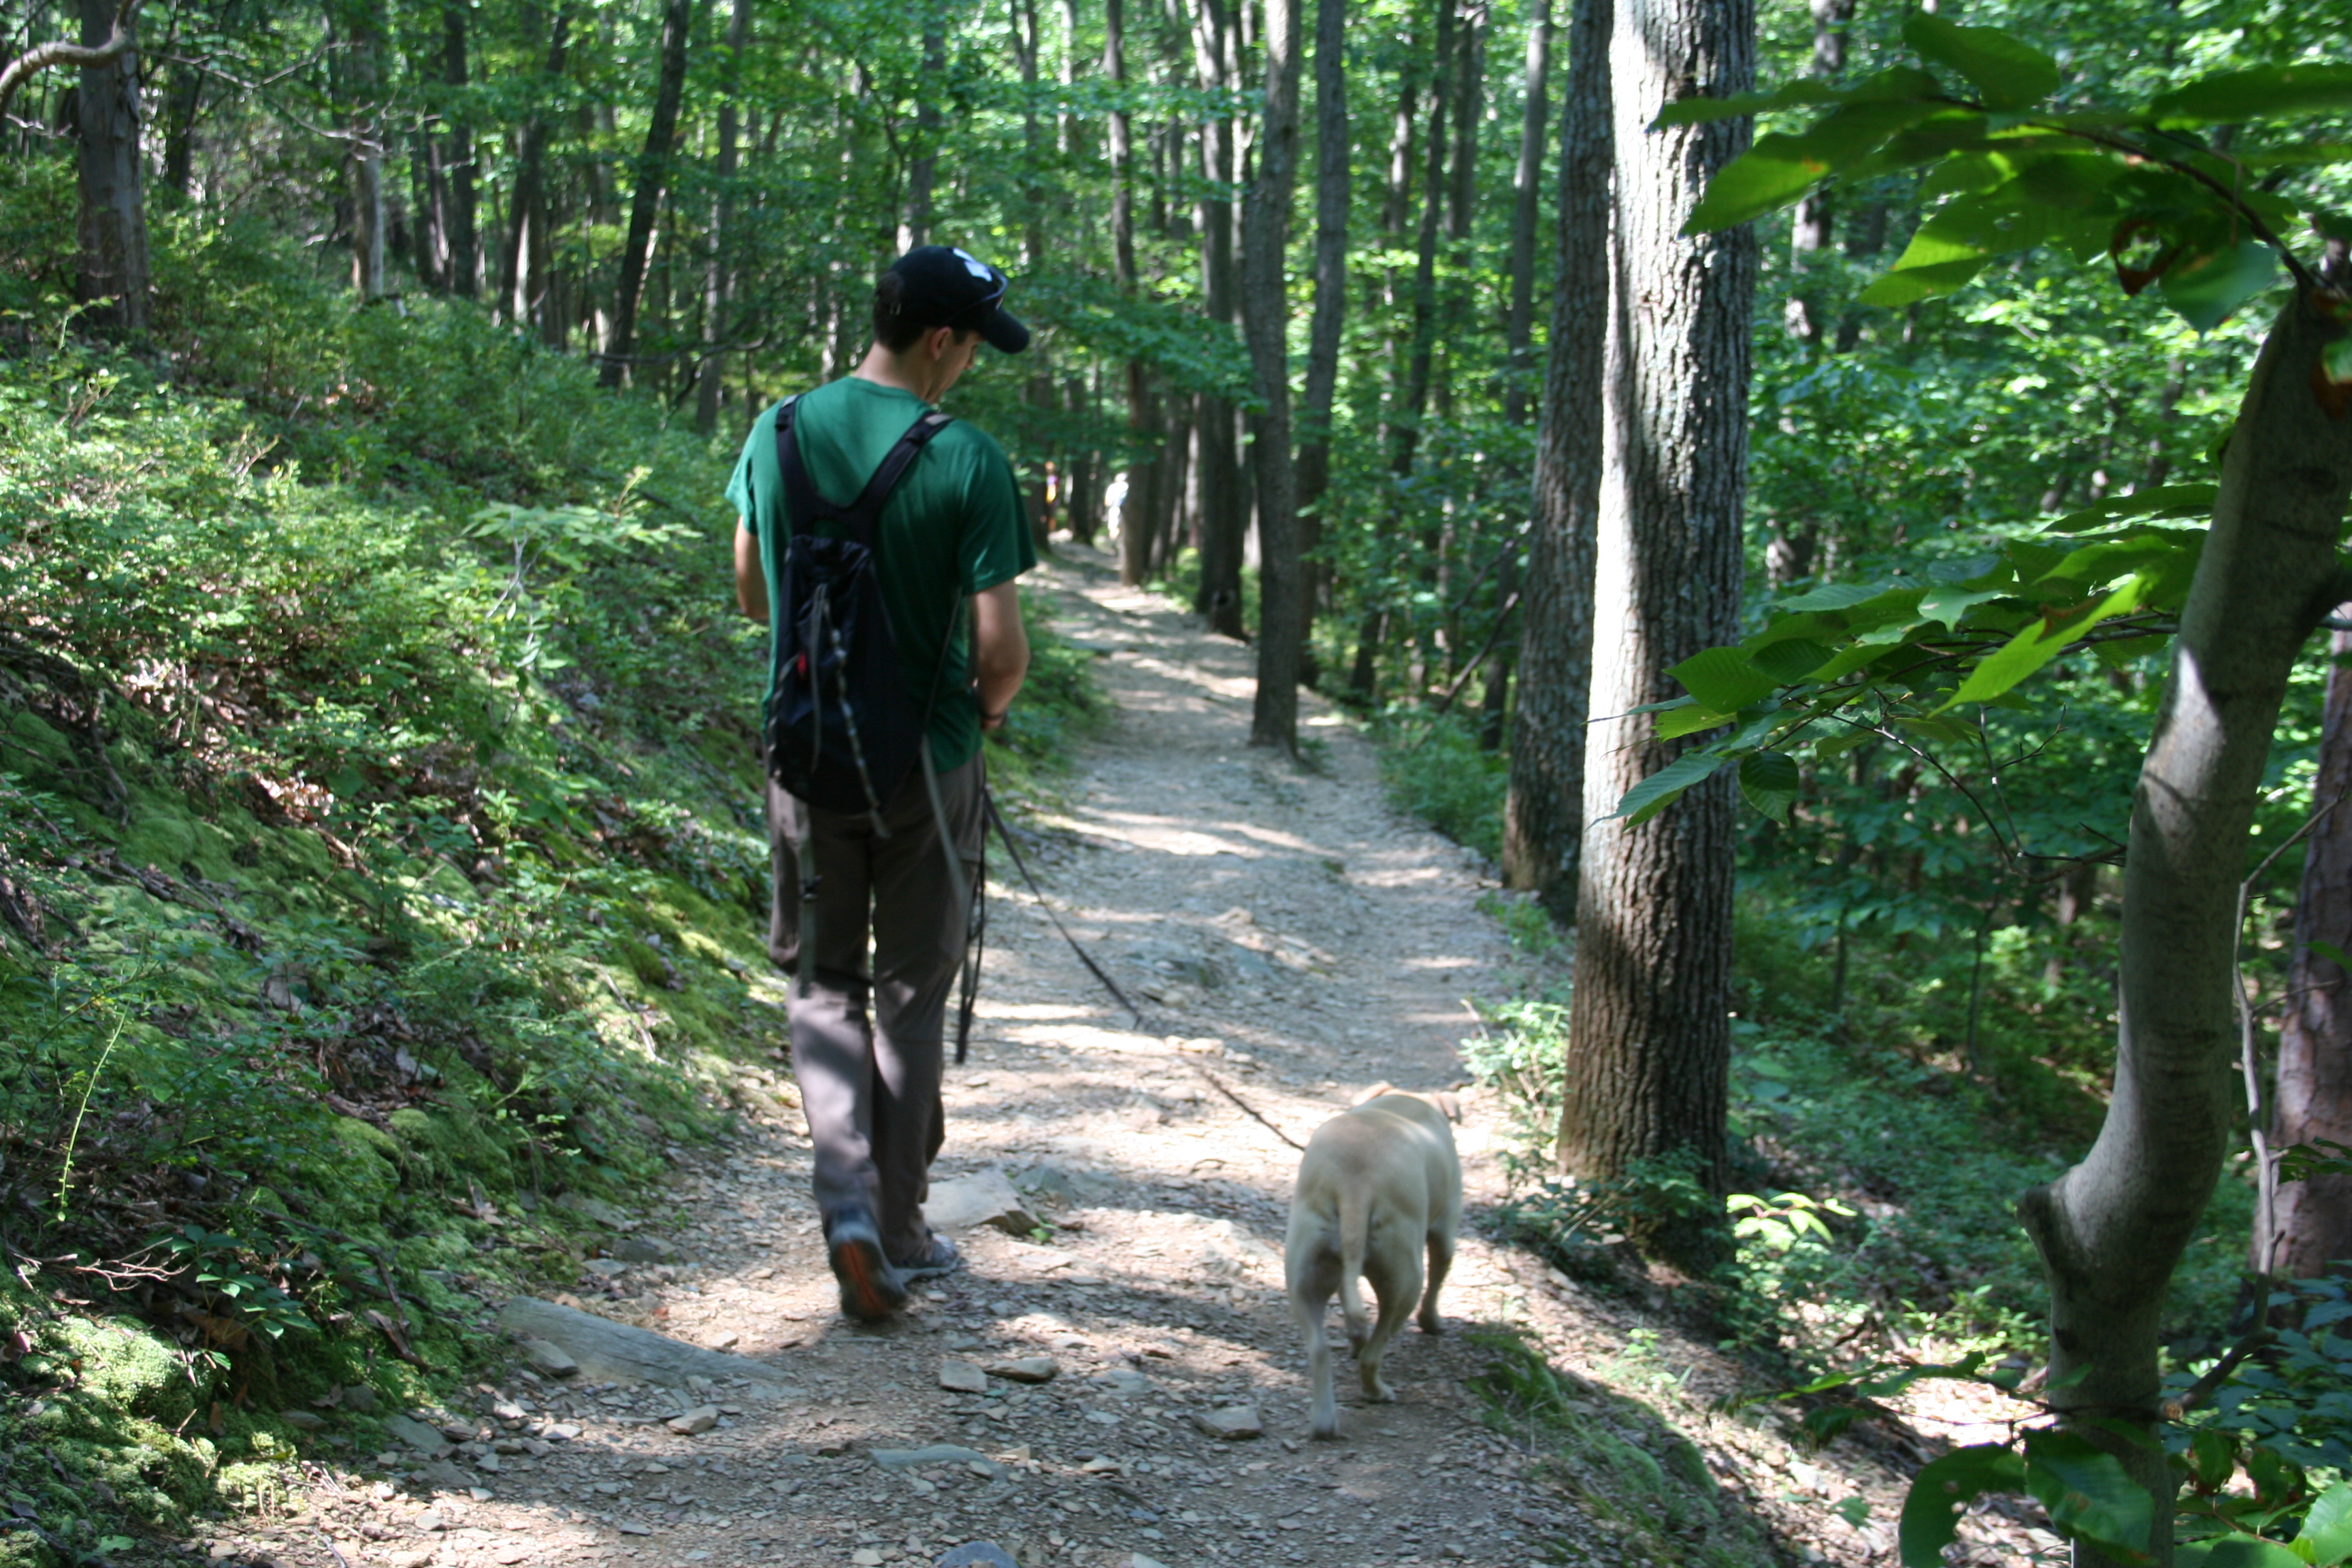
[{"xmin": 762, "ymin": 396, "xmax": 958, "ymax": 821}]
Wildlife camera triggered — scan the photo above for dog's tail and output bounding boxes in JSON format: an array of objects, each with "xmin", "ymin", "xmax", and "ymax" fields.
[{"xmin": 1337, "ymin": 1186, "xmax": 1371, "ymax": 1351}]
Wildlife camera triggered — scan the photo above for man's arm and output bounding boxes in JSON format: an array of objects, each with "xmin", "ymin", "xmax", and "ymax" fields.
[
  {"xmin": 971, "ymin": 580, "xmax": 1028, "ymax": 733},
  {"xmin": 734, "ymin": 519, "xmax": 768, "ymax": 623}
]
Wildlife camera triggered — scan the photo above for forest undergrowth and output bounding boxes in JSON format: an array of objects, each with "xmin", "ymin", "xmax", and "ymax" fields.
[{"xmin": 0, "ymin": 180, "xmax": 1100, "ymax": 1567}]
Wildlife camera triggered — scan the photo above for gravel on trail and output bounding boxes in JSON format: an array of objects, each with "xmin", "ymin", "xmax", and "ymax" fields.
[{"xmin": 215, "ymin": 546, "xmax": 2055, "ymax": 1568}]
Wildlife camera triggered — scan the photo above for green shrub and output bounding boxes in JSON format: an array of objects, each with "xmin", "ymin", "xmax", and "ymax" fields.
[{"xmin": 1373, "ymin": 706, "xmax": 1508, "ymax": 862}]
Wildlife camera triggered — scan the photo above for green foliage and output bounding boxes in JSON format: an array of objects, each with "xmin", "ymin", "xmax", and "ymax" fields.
[{"xmin": 1372, "ymin": 706, "xmax": 1509, "ymax": 862}]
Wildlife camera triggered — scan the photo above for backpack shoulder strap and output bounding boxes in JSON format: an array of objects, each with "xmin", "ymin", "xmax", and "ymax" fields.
[
  {"xmin": 837, "ymin": 410, "xmax": 956, "ymax": 545},
  {"xmin": 772, "ymin": 395, "xmax": 833, "ymax": 536}
]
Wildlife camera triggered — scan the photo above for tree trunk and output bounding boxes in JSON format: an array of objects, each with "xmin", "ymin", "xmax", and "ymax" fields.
[
  {"xmin": 1501, "ymin": 0, "xmax": 1549, "ymax": 425},
  {"xmin": 72, "ymin": 0, "xmax": 150, "ymax": 331},
  {"xmin": 694, "ymin": 0, "xmax": 749, "ymax": 434},
  {"xmin": 600, "ymin": 0, "xmax": 692, "ymax": 387},
  {"xmin": 1782, "ymin": 0, "xmax": 1848, "ymax": 343},
  {"xmin": 1193, "ymin": 0, "xmax": 1245, "ymax": 639},
  {"xmin": 1245, "ymin": 0, "xmax": 1305, "ymax": 749},
  {"xmin": 1500, "ymin": 0, "xmax": 1605, "ymax": 911},
  {"xmin": 1106, "ymin": 0, "xmax": 1162, "ymax": 588},
  {"xmin": 901, "ymin": 7, "xmax": 947, "ymax": 250},
  {"xmin": 1388, "ymin": 0, "xmax": 1452, "ymax": 480},
  {"xmin": 1554, "ymin": 0, "xmax": 1754, "ymax": 1271},
  {"xmin": 2016, "ymin": 298, "xmax": 2352, "ymax": 1567},
  {"xmin": 2268, "ymin": 617, "xmax": 2352, "ymax": 1282},
  {"xmin": 1294, "ymin": 0, "xmax": 1349, "ymax": 622},
  {"xmin": 442, "ymin": 0, "xmax": 479, "ymax": 297},
  {"xmin": 501, "ymin": 5, "xmax": 568, "ymax": 327},
  {"xmin": 332, "ymin": 0, "xmax": 387, "ymax": 299}
]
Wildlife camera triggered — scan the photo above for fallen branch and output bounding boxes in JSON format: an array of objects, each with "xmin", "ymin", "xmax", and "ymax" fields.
[
  {"xmin": 2163, "ymin": 1327, "xmax": 2278, "ymax": 1418},
  {"xmin": 1188, "ymin": 1063, "xmax": 1305, "ymax": 1151}
]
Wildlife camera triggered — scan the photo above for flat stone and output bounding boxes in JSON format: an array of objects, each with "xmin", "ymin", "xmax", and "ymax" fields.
[
  {"xmin": 608, "ymin": 1237, "xmax": 676, "ymax": 1264},
  {"xmin": 1092, "ymin": 1369, "xmax": 1150, "ymax": 1395},
  {"xmin": 496, "ymin": 1298, "xmax": 797, "ymax": 1390},
  {"xmin": 520, "ymin": 1340, "xmax": 578, "ymax": 1379},
  {"xmin": 474, "ymin": 1452, "xmax": 503, "ymax": 1473},
  {"xmin": 582, "ymin": 1259, "xmax": 630, "ymax": 1279},
  {"xmin": 386, "ymin": 1553, "xmax": 435, "ymax": 1568},
  {"xmin": 852, "ymin": 1551, "xmax": 885, "ymax": 1567},
  {"xmin": 280, "ymin": 1409, "xmax": 325, "ymax": 1431},
  {"xmin": 542, "ymin": 1423, "xmax": 581, "ymax": 1441},
  {"xmin": 553, "ymin": 1193, "xmax": 627, "ymax": 1228},
  {"xmin": 418, "ymin": 1461, "xmax": 476, "ymax": 1494},
  {"xmin": 383, "ymin": 1415, "xmax": 446, "ymax": 1454},
  {"xmin": 704, "ymin": 1330, "xmax": 740, "ymax": 1351},
  {"xmin": 935, "ymin": 1546, "xmax": 1019, "ymax": 1568},
  {"xmin": 924, "ymin": 1169, "xmax": 1039, "ymax": 1235},
  {"xmin": 981, "ymin": 1356, "xmax": 1059, "ymax": 1384},
  {"xmin": 666, "ymin": 1407, "xmax": 719, "ymax": 1435},
  {"xmin": 616, "ymin": 1522, "xmax": 651, "ymax": 1537},
  {"xmin": 1190, "ymin": 1406, "xmax": 1263, "ymax": 1440},
  {"xmin": 412, "ymin": 1512, "xmax": 446, "ymax": 1534},
  {"xmin": 340, "ymin": 1386, "xmax": 380, "ymax": 1413},
  {"xmin": 1130, "ymin": 1556, "xmax": 1171, "ymax": 1568},
  {"xmin": 937, "ymin": 1358, "xmax": 989, "ymax": 1394},
  {"xmin": 1081, "ymin": 1456, "xmax": 1122, "ymax": 1474},
  {"xmin": 493, "ymin": 1547, "xmax": 532, "ymax": 1565},
  {"xmin": 872, "ymin": 1443, "xmax": 990, "ymax": 1470}
]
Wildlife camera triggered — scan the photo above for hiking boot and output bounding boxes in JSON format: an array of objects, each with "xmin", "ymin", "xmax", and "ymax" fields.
[
  {"xmin": 826, "ymin": 1213, "xmax": 907, "ymax": 1322},
  {"xmin": 892, "ymin": 1232, "xmax": 962, "ymax": 1281}
]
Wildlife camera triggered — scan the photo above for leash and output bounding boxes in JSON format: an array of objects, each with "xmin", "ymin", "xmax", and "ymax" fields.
[{"xmin": 979, "ymin": 787, "xmax": 1144, "ymax": 1036}]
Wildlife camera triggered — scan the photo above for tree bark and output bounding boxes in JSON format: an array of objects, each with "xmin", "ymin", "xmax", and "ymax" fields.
[
  {"xmin": 1554, "ymin": 0, "xmax": 1755, "ymax": 1271},
  {"xmin": 901, "ymin": 7, "xmax": 947, "ymax": 251},
  {"xmin": 1293, "ymin": 0, "xmax": 1348, "ymax": 622},
  {"xmin": 1501, "ymin": 0, "xmax": 1550, "ymax": 426},
  {"xmin": 501, "ymin": 5, "xmax": 568, "ymax": 327},
  {"xmin": 2018, "ymin": 298, "xmax": 2352, "ymax": 1567},
  {"xmin": 1245, "ymin": 0, "xmax": 1305, "ymax": 749},
  {"xmin": 1499, "ymin": 0, "xmax": 1605, "ymax": 910},
  {"xmin": 1388, "ymin": 0, "xmax": 1452, "ymax": 480},
  {"xmin": 600, "ymin": 0, "xmax": 693, "ymax": 387},
  {"xmin": 1106, "ymin": 0, "xmax": 1163, "ymax": 588},
  {"xmin": 331, "ymin": 0, "xmax": 388, "ymax": 299},
  {"xmin": 1782, "ymin": 0, "xmax": 1848, "ymax": 343},
  {"xmin": 69, "ymin": 0, "xmax": 150, "ymax": 331},
  {"xmin": 441, "ymin": 0, "xmax": 479, "ymax": 298},
  {"xmin": 694, "ymin": 0, "xmax": 749, "ymax": 434},
  {"xmin": 1193, "ymin": 0, "xmax": 1246, "ymax": 639},
  {"xmin": 2266, "ymin": 617, "xmax": 2352, "ymax": 1282}
]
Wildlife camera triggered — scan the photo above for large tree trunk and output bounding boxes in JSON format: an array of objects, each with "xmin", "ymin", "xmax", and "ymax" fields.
[
  {"xmin": 331, "ymin": 0, "xmax": 387, "ymax": 299},
  {"xmin": 441, "ymin": 0, "xmax": 479, "ymax": 298},
  {"xmin": 1245, "ymin": 0, "xmax": 1305, "ymax": 751},
  {"xmin": 1193, "ymin": 0, "xmax": 1245, "ymax": 639},
  {"xmin": 1388, "ymin": 0, "xmax": 1452, "ymax": 480},
  {"xmin": 1106, "ymin": 0, "xmax": 1162, "ymax": 588},
  {"xmin": 2016, "ymin": 299, "xmax": 2352, "ymax": 1565},
  {"xmin": 1294, "ymin": 0, "xmax": 1349, "ymax": 623},
  {"xmin": 600, "ymin": 0, "xmax": 692, "ymax": 387},
  {"xmin": 1500, "ymin": 0, "xmax": 1549, "ymax": 425},
  {"xmin": 1499, "ymin": 0, "xmax": 1603, "ymax": 909},
  {"xmin": 2266, "ymin": 617, "xmax": 2352, "ymax": 1281},
  {"xmin": 901, "ymin": 8, "xmax": 947, "ymax": 250},
  {"xmin": 71, "ymin": 0, "xmax": 150, "ymax": 331},
  {"xmin": 694, "ymin": 0, "xmax": 749, "ymax": 434},
  {"xmin": 1554, "ymin": 0, "xmax": 1754, "ymax": 1271}
]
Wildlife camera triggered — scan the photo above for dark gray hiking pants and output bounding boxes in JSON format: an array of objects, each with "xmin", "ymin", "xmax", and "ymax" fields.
[{"xmin": 766, "ymin": 755, "xmax": 983, "ymax": 1262}]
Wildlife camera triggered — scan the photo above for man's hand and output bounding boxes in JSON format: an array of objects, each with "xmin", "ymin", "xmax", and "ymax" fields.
[
  {"xmin": 972, "ymin": 580, "xmax": 1028, "ymax": 730},
  {"xmin": 734, "ymin": 520, "xmax": 768, "ymax": 623}
]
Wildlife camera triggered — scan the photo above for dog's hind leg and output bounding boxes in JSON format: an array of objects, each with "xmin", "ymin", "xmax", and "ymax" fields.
[
  {"xmin": 1357, "ymin": 1239, "xmax": 1421, "ymax": 1406},
  {"xmin": 1418, "ymin": 1219, "xmax": 1455, "ymax": 1335},
  {"xmin": 1291, "ymin": 1256, "xmax": 1343, "ymax": 1439}
]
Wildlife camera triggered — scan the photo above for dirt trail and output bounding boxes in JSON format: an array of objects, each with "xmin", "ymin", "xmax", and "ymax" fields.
[{"xmin": 233, "ymin": 547, "xmax": 2057, "ymax": 1568}]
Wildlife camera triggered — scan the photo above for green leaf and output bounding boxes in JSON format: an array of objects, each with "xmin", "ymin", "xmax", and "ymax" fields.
[
  {"xmin": 2022, "ymin": 1429, "xmax": 2155, "ymax": 1557},
  {"xmin": 2153, "ymin": 65, "xmax": 2352, "ymax": 125},
  {"xmin": 1669, "ymin": 647, "xmax": 1782, "ymax": 712},
  {"xmin": 1750, "ymin": 638, "xmax": 1836, "ymax": 683},
  {"xmin": 1860, "ymin": 258, "xmax": 1991, "ymax": 308},
  {"xmin": 2044, "ymin": 483, "xmax": 2219, "ymax": 534},
  {"xmin": 1652, "ymin": 80, "xmax": 1842, "ymax": 127},
  {"xmin": 1918, "ymin": 585, "xmax": 2010, "ymax": 627},
  {"xmin": 1900, "ymin": 1444, "xmax": 2028, "ymax": 1567},
  {"xmin": 2176, "ymin": 1539, "xmax": 2307, "ymax": 1568},
  {"xmin": 1811, "ymin": 727, "xmax": 1875, "ymax": 760},
  {"xmin": 2323, "ymin": 336, "xmax": 2352, "ymax": 387},
  {"xmin": 2311, "ymin": 940, "xmax": 2352, "ymax": 973},
  {"xmin": 1936, "ymin": 576, "xmax": 2149, "ymax": 711},
  {"xmin": 1739, "ymin": 753, "xmax": 1801, "ymax": 823},
  {"xmin": 2159, "ymin": 243, "xmax": 2284, "ymax": 333},
  {"xmin": 1687, "ymin": 150, "xmax": 1832, "ymax": 232},
  {"xmin": 2296, "ymin": 1482, "xmax": 2352, "ymax": 1565},
  {"xmin": 2189, "ymin": 1430, "xmax": 2239, "ymax": 1494},
  {"xmin": 1902, "ymin": 16, "xmax": 2059, "ymax": 111},
  {"xmin": 1773, "ymin": 581, "xmax": 1893, "ymax": 613},
  {"xmin": 1607, "ymin": 749, "xmax": 1733, "ymax": 827},
  {"xmin": 1891, "ymin": 714, "xmax": 1975, "ymax": 748},
  {"xmin": 1659, "ymin": 706, "xmax": 1737, "ymax": 740}
]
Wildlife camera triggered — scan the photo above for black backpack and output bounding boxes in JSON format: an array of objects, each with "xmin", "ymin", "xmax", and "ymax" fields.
[{"xmin": 762, "ymin": 396, "xmax": 958, "ymax": 820}]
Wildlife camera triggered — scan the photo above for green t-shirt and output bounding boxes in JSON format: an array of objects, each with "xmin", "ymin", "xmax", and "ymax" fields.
[{"xmin": 728, "ymin": 378, "xmax": 1035, "ymax": 775}]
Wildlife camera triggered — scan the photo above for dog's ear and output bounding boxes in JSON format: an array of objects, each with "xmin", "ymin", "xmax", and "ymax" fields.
[
  {"xmin": 1432, "ymin": 1091, "xmax": 1463, "ymax": 1124},
  {"xmin": 1353, "ymin": 1081, "xmax": 1395, "ymax": 1107}
]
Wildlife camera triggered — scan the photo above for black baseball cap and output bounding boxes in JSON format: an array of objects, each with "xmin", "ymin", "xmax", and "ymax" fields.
[{"xmin": 882, "ymin": 245, "xmax": 1031, "ymax": 354}]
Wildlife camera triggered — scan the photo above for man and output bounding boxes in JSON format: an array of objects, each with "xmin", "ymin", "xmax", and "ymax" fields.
[{"xmin": 729, "ymin": 246, "xmax": 1035, "ymax": 1321}]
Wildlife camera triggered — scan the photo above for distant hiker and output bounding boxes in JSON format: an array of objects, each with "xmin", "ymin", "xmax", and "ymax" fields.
[{"xmin": 729, "ymin": 246, "xmax": 1036, "ymax": 1321}]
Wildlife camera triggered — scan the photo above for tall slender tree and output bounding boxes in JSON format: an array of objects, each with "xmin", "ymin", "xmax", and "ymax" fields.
[
  {"xmin": 67, "ymin": 0, "xmax": 150, "ymax": 330},
  {"xmin": 439, "ymin": 0, "xmax": 479, "ymax": 298},
  {"xmin": 1192, "ymin": 0, "xmax": 1245, "ymax": 638},
  {"xmin": 1554, "ymin": 0, "xmax": 1757, "ymax": 1266},
  {"xmin": 1293, "ymin": 0, "xmax": 1350, "ymax": 619},
  {"xmin": 1244, "ymin": 0, "xmax": 1305, "ymax": 751},
  {"xmin": 693, "ymin": 0, "xmax": 750, "ymax": 435},
  {"xmin": 600, "ymin": 0, "xmax": 694, "ymax": 387},
  {"xmin": 1501, "ymin": 0, "xmax": 1603, "ymax": 910},
  {"xmin": 1501, "ymin": 0, "xmax": 1549, "ymax": 426}
]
